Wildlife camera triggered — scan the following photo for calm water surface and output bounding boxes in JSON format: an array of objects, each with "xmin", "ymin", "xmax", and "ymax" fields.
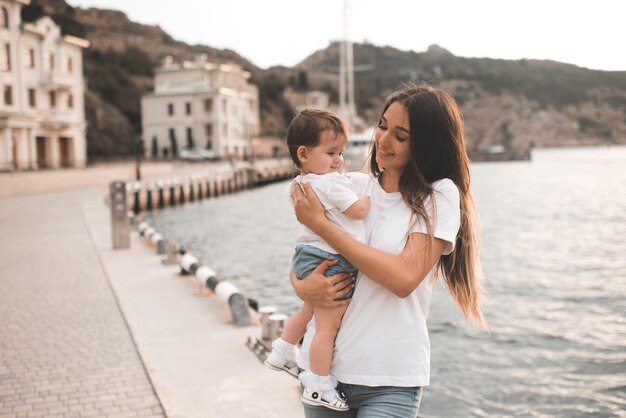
[{"xmin": 147, "ymin": 146, "xmax": 626, "ymax": 417}]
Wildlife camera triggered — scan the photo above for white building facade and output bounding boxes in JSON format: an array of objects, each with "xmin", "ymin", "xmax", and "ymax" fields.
[
  {"xmin": 0, "ymin": 0, "xmax": 89, "ymax": 171},
  {"xmin": 283, "ymin": 87, "xmax": 331, "ymax": 113},
  {"xmin": 141, "ymin": 56, "xmax": 260, "ymax": 160}
]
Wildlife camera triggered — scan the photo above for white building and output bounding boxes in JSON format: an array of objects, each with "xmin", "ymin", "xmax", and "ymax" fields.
[
  {"xmin": 141, "ymin": 55, "xmax": 260, "ymax": 160},
  {"xmin": 283, "ymin": 87, "xmax": 331, "ymax": 112},
  {"xmin": 0, "ymin": 0, "xmax": 89, "ymax": 171}
]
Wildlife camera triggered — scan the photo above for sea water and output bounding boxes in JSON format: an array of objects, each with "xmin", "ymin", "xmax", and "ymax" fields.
[{"xmin": 146, "ymin": 146, "xmax": 626, "ymax": 417}]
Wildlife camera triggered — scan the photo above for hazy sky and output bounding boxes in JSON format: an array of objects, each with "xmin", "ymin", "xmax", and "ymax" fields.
[{"xmin": 66, "ymin": 0, "xmax": 625, "ymax": 72}]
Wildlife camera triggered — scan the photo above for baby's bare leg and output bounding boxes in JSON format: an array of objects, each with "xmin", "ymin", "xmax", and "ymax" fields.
[
  {"xmin": 309, "ymin": 304, "xmax": 348, "ymax": 376},
  {"xmin": 281, "ymin": 302, "xmax": 314, "ymax": 345}
]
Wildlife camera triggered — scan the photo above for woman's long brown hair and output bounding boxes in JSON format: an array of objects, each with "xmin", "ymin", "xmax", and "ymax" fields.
[{"xmin": 370, "ymin": 82, "xmax": 487, "ymax": 329}]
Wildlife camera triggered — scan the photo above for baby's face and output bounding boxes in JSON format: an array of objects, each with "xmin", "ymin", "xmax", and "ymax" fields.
[{"xmin": 302, "ymin": 131, "xmax": 347, "ymax": 175}]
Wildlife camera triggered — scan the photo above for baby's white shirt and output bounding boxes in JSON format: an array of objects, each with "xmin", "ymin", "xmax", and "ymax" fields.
[{"xmin": 287, "ymin": 172, "xmax": 367, "ymax": 253}]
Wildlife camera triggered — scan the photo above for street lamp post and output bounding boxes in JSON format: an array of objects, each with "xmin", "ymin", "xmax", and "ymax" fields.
[{"xmin": 135, "ymin": 136, "xmax": 143, "ymax": 181}]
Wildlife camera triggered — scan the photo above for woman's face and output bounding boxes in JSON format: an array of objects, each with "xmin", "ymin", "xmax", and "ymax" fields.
[{"xmin": 374, "ymin": 101, "xmax": 412, "ymax": 174}]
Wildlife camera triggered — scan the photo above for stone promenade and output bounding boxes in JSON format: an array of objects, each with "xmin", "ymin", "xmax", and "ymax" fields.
[
  {"xmin": 0, "ymin": 163, "xmax": 302, "ymax": 418},
  {"xmin": 0, "ymin": 189, "xmax": 166, "ymax": 418}
]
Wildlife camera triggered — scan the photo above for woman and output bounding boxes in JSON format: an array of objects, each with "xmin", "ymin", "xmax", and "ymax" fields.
[{"xmin": 290, "ymin": 82, "xmax": 487, "ymax": 417}]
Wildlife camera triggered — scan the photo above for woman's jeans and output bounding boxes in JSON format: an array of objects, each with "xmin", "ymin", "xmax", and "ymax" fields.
[{"xmin": 302, "ymin": 382, "xmax": 422, "ymax": 418}]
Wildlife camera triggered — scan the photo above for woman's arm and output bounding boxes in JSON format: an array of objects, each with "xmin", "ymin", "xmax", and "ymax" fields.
[
  {"xmin": 290, "ymin": 260, "xmax": 354, "ymax": 308},
  {"xmin": 294, "ymin": 183, "xmax": 447, "ymax": 297}
]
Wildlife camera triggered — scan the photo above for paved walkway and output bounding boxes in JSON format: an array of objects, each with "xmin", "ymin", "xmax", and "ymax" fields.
[
  {"xmin": 0, "ymin": 189, "xmax": 166, "ymax": 418},
  {"xmin": 0, "ymin": 165, "xmax": 302, "ymax": 418}
]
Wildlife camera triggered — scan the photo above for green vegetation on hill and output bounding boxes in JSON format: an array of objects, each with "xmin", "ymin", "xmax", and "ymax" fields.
[
  {"xmin": 22, "ymin": 0, "xmax": 86, "ymax": 38},
  {"xmin": 295, "ymin": 42, "xmax": 626, "ymax": 113},
  {"xmin": 85, "ymin": 48, "xmax": 153, "ymax": 127}
]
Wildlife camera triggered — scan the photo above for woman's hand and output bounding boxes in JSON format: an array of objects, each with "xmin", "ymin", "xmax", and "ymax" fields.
[
  {"xmin": 290, "ymin": 259, "xmax": 354, "ymax": 308},
  {"xmin": 293, "ymin": 182, "xmax": 327, "ymax": 233}
]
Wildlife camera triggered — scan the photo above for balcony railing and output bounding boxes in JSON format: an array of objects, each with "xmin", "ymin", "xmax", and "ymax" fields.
[{"xmin": 40, "ymin": 73, "xmax": 76, "ymax": 90}]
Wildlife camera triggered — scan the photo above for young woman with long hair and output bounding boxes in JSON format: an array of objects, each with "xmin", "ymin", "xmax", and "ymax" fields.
[{"xmin": 290, "ymin": 82, "xmax": 487, "ymax": 417}]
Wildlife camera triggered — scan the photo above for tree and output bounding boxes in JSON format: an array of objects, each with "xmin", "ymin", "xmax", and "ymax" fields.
[{"xmin": 297, "ymin": 71, "xmax": 309, "ymax": 90}]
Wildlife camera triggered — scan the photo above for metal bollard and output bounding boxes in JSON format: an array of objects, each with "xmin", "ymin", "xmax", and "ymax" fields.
[
  {"xmin": 146, "ymin": 188, "xmax": 153, "ymax": 211},
  {"xmin": 180, "ymin": 252, "xmax": 200, "ymax": 275},
  {"xmin": 247, "ymin": 167, "xmax": 255, "ymax": 188},
  {"xmin": 162, "ymin": 240, "xmax": 179, "ymax": 265},
  {"xmin": 259, "ymin": 306, "xmax": 277, "ymax": 342},
  {"xmin": 197, "ymin": 181, "xmax": 203, "ymax": 200},
  {"xmin": 127, "ymin": 211, "xmax": 137, "ymax": 227},
  {"xmin": 133, "ymin": 189, "xmax": 140, "ymax": 214},
  {"xmin": 110, "ymin": 181, "xmax": 130, "ymax": 249},
  {"xmin": 268, "ymin": 313, "xmax": 288, "ymax": 342},
  {"xmin": 157, "ymin": 183, "xmax": 165, "ymax": 209},
  {"xmin": 143, "ymin": 226, "xmax": 155, "ymax": 245},
  {"xmin": 137, "ymin": 221, "xmax": 149, "ymax": 236},
  {"xmin": 189, "ymin": 183, "xmax": 195, "ymax": 202},
  {"xmin": 151, "ymin": 232, "xmax": 166, "ymax": 254}
]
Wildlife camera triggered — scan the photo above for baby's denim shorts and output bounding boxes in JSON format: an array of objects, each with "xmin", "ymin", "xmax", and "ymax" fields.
[{"xmin": 292, "ymin": 244, "xmax": 357, "ymax": 300}]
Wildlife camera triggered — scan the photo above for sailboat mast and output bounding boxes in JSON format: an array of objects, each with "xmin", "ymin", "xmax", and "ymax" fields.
[
  {"xmin": 339, "ymin": 0, "xmax": 347, "ymax": 122},
  {"xmin": 339, "ymin": 0, "xmax": 356, "ymax": 128},
  {"xmin": 345, "ymin": 0, "xmax": 355, "ymax": 128}
]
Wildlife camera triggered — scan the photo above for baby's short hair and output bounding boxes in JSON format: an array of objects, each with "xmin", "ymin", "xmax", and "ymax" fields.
[{"xmin": 287, "ymin": 109, "xmax": 347, "ymax": 168}]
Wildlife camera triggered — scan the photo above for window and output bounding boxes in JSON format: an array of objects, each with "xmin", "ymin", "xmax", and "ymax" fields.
[
  {"xmin": 185, "ymin": 102, "xmax": 191, "ymax": 115},
  {"xmin": 186, "ymin": 127, "xmax": 194, "ymax": 148},
  {"xmin": 204, "ymin": 123, "xmax": 213, "ymax": 151},
  {"xmin": 46, "ymin": 52, "xmax": 54, "ymax": 72},
  {"xmin": 167, "ymin": 103, "xmax": 174, "ymax": 116},
  {"xmin": 1, "ymin": 43, "xmax": 10, "ymax": 71},
  {"xmin": 4, "ymin": 85, "xmax": 12, "ymax": 105},
  {"xmin": 1, "ymin": 7, "xmax": 8, "ymax": 29},
  {"xmin": 204, "ymin": 98, "xmax": 212, "ymax": 112},
  {"xmin": 49, "ymin": 91, "xmax": 56, "ymax": 108},
  {"xmin": 150, "ymin": 136, "xmax": 158, "ymax": 158},
  {"xmin": 24, "ymin": 47, "xmax": 35, "ymax": 69},
  {"xmin": 67, "ymin": 94, "xmax": 74, "ymax": 109},
  {"xmin": 65, "ymin": 56, "xmax": 73, "ymax": 73},
  {"xmin": 28, "ymin": 88, "xmax": 36, "ymax": 107}
]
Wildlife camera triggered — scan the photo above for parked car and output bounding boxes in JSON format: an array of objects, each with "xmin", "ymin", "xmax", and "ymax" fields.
[{"xmin": 180, "ymin": 148, "xmax": 219, "ymax": 162}]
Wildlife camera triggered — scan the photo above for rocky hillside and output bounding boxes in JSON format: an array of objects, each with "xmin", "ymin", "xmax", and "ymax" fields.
[
  {"xmin": 26, "ymin": 0, "xmax": 626, "ymax": 157},
  {"xmin": 290, "ymin": 42, "xmax": 626, "ymax": 149}
]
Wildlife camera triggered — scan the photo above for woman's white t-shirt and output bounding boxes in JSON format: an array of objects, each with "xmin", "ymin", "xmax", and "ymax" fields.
[{"xmin": 297, "ymin": 172, "xmax": 461, "ymax": 387}]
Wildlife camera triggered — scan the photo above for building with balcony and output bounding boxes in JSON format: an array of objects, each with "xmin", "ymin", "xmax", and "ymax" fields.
[
  {"xmin": 0, "ymin": 0, "xmax": 89, "ymax": 171},
  {"xmin": 141, "ymin": 55, "xmax": 260, "ymax": 160}
]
